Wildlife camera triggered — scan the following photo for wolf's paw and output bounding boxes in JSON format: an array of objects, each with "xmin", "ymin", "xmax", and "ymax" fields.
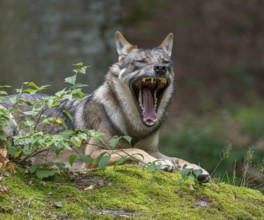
[
  {"xmin": 184, "ymin": 165, "xmax": 211, "ymax": 183},
  {"xmin": 196, "ymin": 172, "xmax": 211, "ymax": 183},
  {"xmin": 155, "ymin": 160, "xmax": 176, "ymax": 172}
]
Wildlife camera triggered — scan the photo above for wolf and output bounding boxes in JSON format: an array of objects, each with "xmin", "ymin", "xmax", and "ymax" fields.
[{"xmin": 1, "ymin": 32, "xmax": 210, "ymax": 183}]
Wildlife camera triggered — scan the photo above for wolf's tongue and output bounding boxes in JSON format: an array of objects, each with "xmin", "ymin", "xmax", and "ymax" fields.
[{"xmin": 142, "ymin": 87, "xmax": 157, "ymax": 125}]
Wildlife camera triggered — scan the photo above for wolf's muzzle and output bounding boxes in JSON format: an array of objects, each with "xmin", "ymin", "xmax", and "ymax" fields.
[{"xmin": 154, "ymin": 64, "xmax": 168, "ymax": 76}]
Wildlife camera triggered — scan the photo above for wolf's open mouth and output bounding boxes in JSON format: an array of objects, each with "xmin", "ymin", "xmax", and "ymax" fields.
[{"xmin": 130, "ymin": 77, "xmax": 169, "ymax": 127}]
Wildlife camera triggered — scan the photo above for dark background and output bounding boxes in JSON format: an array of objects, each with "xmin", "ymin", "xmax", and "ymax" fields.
[{"xmin": 0, "ymin": 0, "xmax": 263, "ymax": 189}]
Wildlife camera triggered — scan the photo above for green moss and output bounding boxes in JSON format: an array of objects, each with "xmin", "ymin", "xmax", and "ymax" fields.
[{"xmin": 0, "ymin": 164, "xmax": 264, "ymax": 219}]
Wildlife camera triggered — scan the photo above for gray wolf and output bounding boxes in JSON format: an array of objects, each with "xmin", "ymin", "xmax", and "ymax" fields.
[{"xmin": 1, "ymin": 32, "xmax": 210, "ymax": 183}]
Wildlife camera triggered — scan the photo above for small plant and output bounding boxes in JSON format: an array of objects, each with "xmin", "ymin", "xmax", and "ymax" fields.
[
  {"xmin": 0, "ymin": 63, "xmax": 111, "ymax": 178},
  {"xmin": 212, "ymin": 145, "xmax": 264, "ymax": 192},
  {"xmin": 241, "ymin": 146, "xmax": 254, "ymax": 187},
  {"xmin": 211, "ymin": 144, "xmax": 232, "ymax": 177}
]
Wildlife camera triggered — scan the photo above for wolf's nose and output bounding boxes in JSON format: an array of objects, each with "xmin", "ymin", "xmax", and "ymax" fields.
[{"xmin": 154, "ymin": 64, "xmax": 168, "ymax": 75}]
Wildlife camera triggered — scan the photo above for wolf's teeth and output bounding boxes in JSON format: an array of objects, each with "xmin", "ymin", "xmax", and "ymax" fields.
[
  {"xmin": 143, "ymin": 118, "xmax": 157, "ymax": 122},
  {"xmin": 138, "ymin": 87, "xmax": 143, "ymax": 108},
  {"xmin": 160, "ymin": 78, "xmax": 166, "ymax": 84},
  {"xmin": 141, "ymin": 77, "xmax": 167, "ymax": 85},
  {"xmin": 154, "ymin": 90, "xmax": 158, "ymax": 107},
  {"xmin": 144, "ymin": 118, "xmax": 157, "ymax": 123}
]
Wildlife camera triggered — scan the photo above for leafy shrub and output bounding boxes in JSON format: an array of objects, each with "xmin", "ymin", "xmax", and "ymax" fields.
[{"xmin": 0, "ymin": 63, "xmax": 134, "ymax": 179}]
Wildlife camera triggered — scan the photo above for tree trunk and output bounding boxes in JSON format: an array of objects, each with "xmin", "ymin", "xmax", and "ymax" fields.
[{"xmin": 0, "ymin": 0, "xmax": 121, "ymax": 93}]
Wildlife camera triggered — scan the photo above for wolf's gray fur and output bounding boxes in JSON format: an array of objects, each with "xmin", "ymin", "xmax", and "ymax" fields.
[{"xmin": 1, "ymin": 32, "xmax": 210, "ymax": 183}]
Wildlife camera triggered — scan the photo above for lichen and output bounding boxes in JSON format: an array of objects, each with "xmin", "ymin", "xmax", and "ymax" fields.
[{"xmin": 0, "ymin": 164, "xmax": 263, "ymax": 219}]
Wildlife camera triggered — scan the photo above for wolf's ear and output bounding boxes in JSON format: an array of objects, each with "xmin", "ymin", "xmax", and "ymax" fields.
[
  {"xmin": 115, "ymin": 31, "xmax": 137, "ymax": 59},
  {"xmin": 158, "ymin": 33, "xmax": 173, "ymax": 57}
]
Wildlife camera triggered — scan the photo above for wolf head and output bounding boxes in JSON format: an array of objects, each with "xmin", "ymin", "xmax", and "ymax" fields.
[{"xmin": 109, "ymin": 32, "xmax": 174, "ymax": 128}]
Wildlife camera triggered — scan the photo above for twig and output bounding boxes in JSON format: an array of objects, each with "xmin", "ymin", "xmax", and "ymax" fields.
[{"xmin": 33, "ymin": 106, "xmax": 48, "ymax": 131}]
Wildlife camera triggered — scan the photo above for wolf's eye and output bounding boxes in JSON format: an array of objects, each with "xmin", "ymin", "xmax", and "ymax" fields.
[
  {"xmin": 162, "ymin": 60, "xmax": 171, "ymax": 64},
  {"xmin": 135, "ymin": 60, "xmax": 146, "ymax": 64}
]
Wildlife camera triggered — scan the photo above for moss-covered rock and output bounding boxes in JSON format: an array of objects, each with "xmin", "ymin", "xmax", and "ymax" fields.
[{"xmin": 0, "ymin": 164, "xmax": 264, "ymax": 219}]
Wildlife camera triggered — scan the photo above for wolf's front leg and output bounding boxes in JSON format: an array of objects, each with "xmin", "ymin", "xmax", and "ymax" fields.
[
  {"xmin": 83, "ymin": 139, "xmax": 176, "ymax": 171},
  {"xmin": 151, "ymin": 152, "xmax": 211, "ymax": 183}
]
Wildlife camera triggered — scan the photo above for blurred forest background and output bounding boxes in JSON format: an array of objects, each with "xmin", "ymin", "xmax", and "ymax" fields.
[{"xmin": 0, "ymin": 0, "xmax": 263, "ymax": 190}]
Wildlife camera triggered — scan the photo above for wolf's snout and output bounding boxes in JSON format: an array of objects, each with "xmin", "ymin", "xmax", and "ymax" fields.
[{"xmin": 154, "ymin": 64, "xmax": 168, "ymax": 76}]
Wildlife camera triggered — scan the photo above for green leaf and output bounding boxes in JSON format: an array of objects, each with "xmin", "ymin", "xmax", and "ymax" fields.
[
  {"xmin": 89, "ymin": 130, "xmax": 105, "ymax": 144},
  {"xmin": 53, "ymin": 162, "xmax": 67, "ymax": 171},
  {"xmin": 188, "ymin": 174, "xmax": 195, "ymax": 181},
  {"xmin": 178, "ymin": 179, "xmax": 183, "ymax": 185},
  {"xmin": 109, "ymin": 136, "xmax": 120, "ymax": 149},
  {"xmin": 0, "ymin": 91, "xmax": 8, "ymax": 95},
  {"xmin": 72, "ymin": 90, "xmax": 86, "ymax": 99},
  {"xmin": 47, "ymin": 98, "xmax": 54, "ymax": 107},
  {"xmin": 24, "ymin": 101, "xmax": 34, "ymax": 106},
  {"xmin": 59, "ymin": 130, "xmax": 74, "ymax": 136},
  {"xmin": 146, "ymin": 162, "xmax": 159, "ymax": 172},
  {"xmin": 73, "ymin": 62, "xmax": 84, "ymax": 67},
  {"xmin": 26, "ymin": 82, "xmax": 49, "ymax": 91},
  {"xmin": 76, "ymin": 68, "xmax": 86, "ymax": 75},
  {"xmin": 63, "ymin": 94, "xmax": 73, "ymax": 100},
  {"xmin": 52, "ymin": 101, "xmax": 61, "ymax": 107},
  {"xmin": 54, "ymin": 201, "xmax": 62, "ymax": 208},
  {"xmin": 28, "ymin": 82, "xmax": 40, "ymax": 89},
  {"xmin": 55, "ymin": 88, "xmax": 66, "ymax": 97},
  {"xmin": 181, "ymin": 168, "xmax": 192, "ymax": 178},
  {"xmin": 9, "ymin": 96, "xmax": 17, "ymax": 104},
  {"xmin": 64, "ymin": 75, "xmax": 77, "ymax": 85},
  {"xmin": 69, "ymin": 154, "xmax": 78, "ymax": 166},
  {"xmin": 78, "ymin": 132, "xmax": 88, "ymax": 140},
  {"xmin": 23, "ymin": 119, "xmax": 35, "ymax": 126},
  {"xmin": 40, "ymin": 85, "xmax": 50, "ymax": 90},
  {"xmin": 55, "ymin": 141, "xmax": 72, "ymax": 155},
  {"xmin": 132, "ymin": 153, "xmax": 144, "ymax": 160},
  {"xmin": 7, "ymin": 145, "xmax": 18, "ymax": 157},
  {"xmin": 29, "ymin": 164, "xmax": 39, "ymax": 174},
  {"xmin": 63, "ymin": 109, "xmax": 73, "ymax": 121},
  {"xmin": 122, "ymin": 136, "xmax": 132, "ymax": 145},
  {"xmin": 72, "ymin": 83, "xmax": 88, "ymax": 88},
  {"xmin": 23, "ymin": 88, "xmax": 37, "ymax": 94},
  {"xmin": 0, "ymin": 130, "xmax": 7, "ymax": 141},
  {"xmin": 70, "ymin": 136, "xmax": 81, "ymax": 147},
  {"xmin": 14, "ymin": 150, "xmax": 22, "ymax": 158},
  {"xmin": 98, "ymin": 154, "xmax": 111, "ymax": 170},
  {"xmin": 0, "ymin": 85, "xmax": 11, "ymax": 88},
  {"xmin": 36, "ymin": 169, "xmax": 55, "ymax": 180},
  {"xmin": 109, "ymin": 136, "xmax": 132, "ymax": 149},
  {"xmin": 96, "ymin": 152, "xmax": 107, "ymax": 164},
  {"xmin": 22, "ymin": 145, "xmax": 32, "ymax": 155},
  {"xmin": 114, "ymin": 156, "xmax": 127, "ymax": 168},
  {"xmin": 23, "ymin": 110, "xmax": 38, "ymax": 116},
  {"xmin": 78, "ymin": 154, "xmax": 93, "ymax": 163},
  {"xmin": 193, "ymin": 169, "xmax": 203, "ymax": 178}
]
